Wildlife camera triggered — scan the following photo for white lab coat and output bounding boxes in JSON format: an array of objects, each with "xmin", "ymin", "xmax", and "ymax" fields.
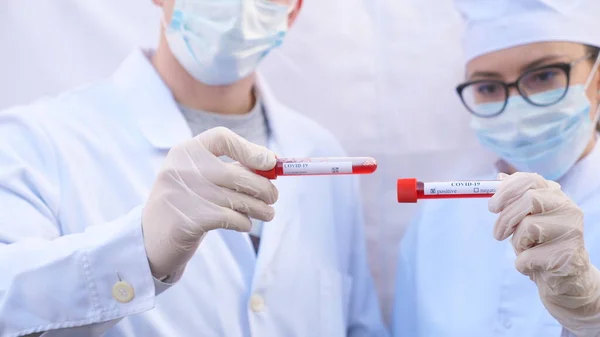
[
  {"xmin": 0, "ymin": 50, "xmax": 388, "ymax": 337},
  {"xmin": 393, "ymin": 139, "xmax": 600, "ymax": 337}
]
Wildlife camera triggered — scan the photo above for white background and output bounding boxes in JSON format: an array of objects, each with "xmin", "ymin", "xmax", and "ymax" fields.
[{"xmin": 0, "ymin": 0, "xmax": 497, "ymax": 322}]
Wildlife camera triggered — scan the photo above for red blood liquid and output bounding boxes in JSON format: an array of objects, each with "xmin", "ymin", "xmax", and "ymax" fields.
[
  {"xmin": 273, "ymin": 161, "xmax": 377, "ymax": 176},
  {"xmin": 351, "ymin": 163, "xmax": 378, "ymax": 174}
]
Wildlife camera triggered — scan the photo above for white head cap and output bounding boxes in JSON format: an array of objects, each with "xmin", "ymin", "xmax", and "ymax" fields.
[{"xmin": 455, "ymin": 0, "xmax": 600, "ymax": 63}]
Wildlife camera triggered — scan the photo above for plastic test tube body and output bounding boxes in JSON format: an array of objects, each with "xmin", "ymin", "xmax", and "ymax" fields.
[
  {"xmin": 255, "ymin": 157, "xmax": 377, "ymax": 179},
  {"xmin": 397, "ymin": 178, "xmax": 501, "ymax": 203}
]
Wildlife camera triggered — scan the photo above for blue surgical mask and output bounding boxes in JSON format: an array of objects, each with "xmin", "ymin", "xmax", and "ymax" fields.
[
  {"xmin": 164, "ymin": 0, "xmax": 292, "ymax": 86},
  {"xmin": 470, "ymin": 64, "xmax": 600, "ymax": 181}
]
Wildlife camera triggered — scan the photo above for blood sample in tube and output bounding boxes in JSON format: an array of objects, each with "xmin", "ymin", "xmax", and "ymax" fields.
[
  {"xmin": 255, "ymin": 157, "xmax": 377, "ymax": 179},
  {"xmin": 397, "ymin": 178, "xmax": 500, "ymax": 203}
]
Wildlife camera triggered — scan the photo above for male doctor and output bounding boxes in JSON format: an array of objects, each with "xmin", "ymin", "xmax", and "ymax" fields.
[{"xmin": 0, "ymin": 0, "xmax": 387, "ymax": 336}]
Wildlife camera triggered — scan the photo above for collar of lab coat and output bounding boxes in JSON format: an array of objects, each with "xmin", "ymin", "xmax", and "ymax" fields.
[
  {"xmin": 111, "ymin": 49, "xmax": 313, "ymax": 159},
  {"xmin": 559, "ymin": 135, "xmax": 600, "ymax": 205},
  {"xmin": 112, "ymin": 49, "xmax": 193, "ymax": 149}
]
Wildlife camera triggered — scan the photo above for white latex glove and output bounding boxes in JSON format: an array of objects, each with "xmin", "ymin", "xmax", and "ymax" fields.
[
  {"xmin": 489, "ymin": 172, "xmax": 600, "ymax": 337},
  {"xmin": 142, "ymin": 127, "xmax": 278, "ymax": 280}
]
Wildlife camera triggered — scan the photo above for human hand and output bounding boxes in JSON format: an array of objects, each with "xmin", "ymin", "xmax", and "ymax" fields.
[
  {"xmin": 142, "ymin": 127, "xmax": 278, "ymax": 280},
  {"xmin": 489, "ymin": 172, "xmax": 600, "ymax": 336}
]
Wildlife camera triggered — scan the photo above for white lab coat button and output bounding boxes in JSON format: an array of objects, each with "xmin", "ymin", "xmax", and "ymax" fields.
[
  {"xmin": 250, "ymin": 294, "xmax": 265, "ymax": 312},
  {"xmin": 503, "ymin": 319, "xmax": 512, "ymax": 329},
  {"xmin": 112, "ymin": 281, "xmax": 135, "ymax": 303}
]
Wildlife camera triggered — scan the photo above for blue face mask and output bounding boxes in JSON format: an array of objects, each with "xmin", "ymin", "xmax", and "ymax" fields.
[
  {"xmin": 164, "ymin": 0, "xmax": 292, "ymax": 86},
  {"xmin": 470, "ymin": 71, "xmax": 600, "ymax": 181}
]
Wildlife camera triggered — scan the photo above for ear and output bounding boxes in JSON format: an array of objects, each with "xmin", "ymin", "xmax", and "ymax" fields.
[
  {"xmin": 593, "ymin": 65, "xmax": 600, "ymax": 106},
  {"xmin": 596, "ymin": 66, "xmax": 600, "ymax": 96},
  {"xmin": 287, "ymin": 0, "xmax": 303, "ymax": 27}
]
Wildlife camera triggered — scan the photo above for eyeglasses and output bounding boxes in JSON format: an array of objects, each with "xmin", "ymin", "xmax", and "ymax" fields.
[{"xmin": 455, "ymin": 54, "xmax": 592, "ymax": 118}]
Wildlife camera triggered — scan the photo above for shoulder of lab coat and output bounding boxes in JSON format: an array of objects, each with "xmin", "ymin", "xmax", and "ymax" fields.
[
  {"xmin": 259, "ymin": 74, "xmax": 389, "ymax": 336},
  {"xmin": 0, "ymin": 94, "xmax": 159, "ymax": 336}
]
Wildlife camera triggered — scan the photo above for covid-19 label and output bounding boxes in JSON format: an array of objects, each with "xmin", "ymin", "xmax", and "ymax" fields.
[
  {"xmin": 282, "ymin": 162, "xmax": 352, "ymax": 175},
  {"xmin": 423, "ymin": 181, "xmax": 501, "ymax": 195}
]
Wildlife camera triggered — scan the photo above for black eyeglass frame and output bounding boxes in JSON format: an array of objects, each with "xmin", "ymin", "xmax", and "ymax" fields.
[{"xmin": 455, "ymin": 54, "xmax": 592, "ymax": 118}]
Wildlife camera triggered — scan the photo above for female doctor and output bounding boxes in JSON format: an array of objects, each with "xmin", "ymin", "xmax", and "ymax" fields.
[{"xmin": 393, "ymin": 0, "xmax": 600, "ymax": 336}]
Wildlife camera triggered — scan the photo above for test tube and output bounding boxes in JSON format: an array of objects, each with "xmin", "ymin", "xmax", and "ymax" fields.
[
  {"xmin": 397, "ymin": 178, "xmax": 501, "ymax": 203},
  {"xmin": 255, "ymin": 157, "xmax": 377, "ymax": 179}
]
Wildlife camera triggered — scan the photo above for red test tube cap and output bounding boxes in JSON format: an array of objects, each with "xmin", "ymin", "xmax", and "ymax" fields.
[{"xmin": 397, "ymin": 178, "xmax": 418, "ymax": 203}]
